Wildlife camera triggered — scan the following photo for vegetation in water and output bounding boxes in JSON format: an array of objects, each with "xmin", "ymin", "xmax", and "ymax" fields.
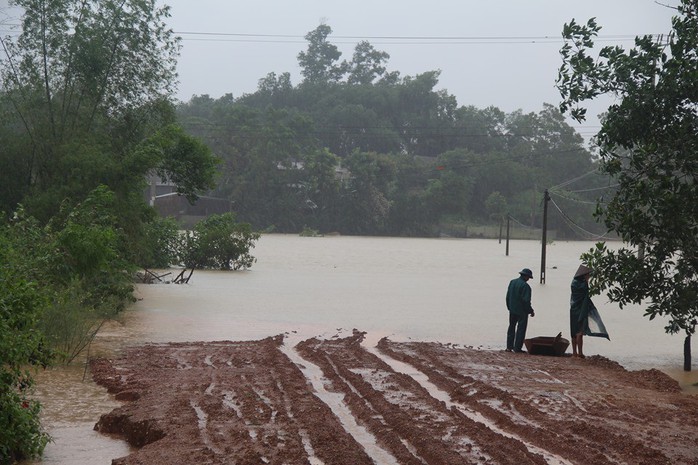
[{"xmin": 178, "ymin": 213, "xmax": 260, "ymax": 270}]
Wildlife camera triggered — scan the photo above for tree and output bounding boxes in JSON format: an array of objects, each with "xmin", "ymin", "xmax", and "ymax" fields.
[
  {"xmin": 428, "ymin": 151, "xmax": 475, "ymax": 217},
  {"xmin": 255, "ymin": 72, "xmax": 294, "ymax": 106},
  {"xmin": 300, "ymin": 148, "xmax": 342, "ymax": 232},
  {"xmin": 485, "ymin": 191, "xmax": 508, "ymax": 223},
  {"xmin": 339, "ymin": 151, "xmax": 395, "ymax": 234},
  {"xmin": 178, "ymin": 100, "xmax": 318, "ymax": 231},
  {"xmin": 0, "ymin": 0, "xmax": 179, "ymax": 177},
  {"xmin": 297, "ymin": 24, "xmax": 347, "ymax": 85},
  {"xmin": 557, "ymin": 1, "xmax": 698, "ymax": 368},
  {"xmin": 0, "ymin": 0, "xmax": 216, "ymax": 224},
  {"xmin": 137, "ymin": 124, "xmax": 218, "ymax": 204},
  {"xmin": 179, "ymin": 213, "xmax": 260, "ymax": 270},
  {"xmin": 347, "ymin": 41, "xmax": 390, "ymax": 85}
]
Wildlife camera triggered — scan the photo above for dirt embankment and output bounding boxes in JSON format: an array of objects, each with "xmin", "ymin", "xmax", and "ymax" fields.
[{"xmin": 91, "ymin": 331, "xmax": 698, "ymax": 465}]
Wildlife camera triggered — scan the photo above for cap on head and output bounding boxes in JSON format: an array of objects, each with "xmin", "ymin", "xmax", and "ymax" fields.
[{"xmin": 519, "ymin": 268, "xmax": 534, "ymax": 279}]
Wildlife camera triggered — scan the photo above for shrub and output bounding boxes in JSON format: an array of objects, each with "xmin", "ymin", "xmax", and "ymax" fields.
[
  {"xmin": 48, "ymin": 187, "xmax": 135, "ymax": 313},
  {"xmin": 140, "ymin": 216, "xmax": 181, "ymax": 268},
  {"xmin": 179, "ymin": 213, "xmax": 260, "ymax": 270},
  {"xmin": 0, "ymin": 236, "xmax": 52, "ymax": 463},
  {"xmin": 38, "ymin": 280, "xmax": 112, "ymax": 364},
  {"xmin": 299, "ymin": 226, "xmax": 321, "ymax": 237}
]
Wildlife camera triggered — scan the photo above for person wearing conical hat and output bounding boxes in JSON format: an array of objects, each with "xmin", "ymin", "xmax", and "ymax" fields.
[
  {"xmin": 570, "ymin": 264, "xmax": 610, "ymax": 358},
  {"xmin": 506, "ymin": 268, "xmax": 536, "ymax": 353}
]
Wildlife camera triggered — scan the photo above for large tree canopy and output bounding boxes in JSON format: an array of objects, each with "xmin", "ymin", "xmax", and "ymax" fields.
[
  {"xmin": 557, "ymin": 1, "xmax": 698, "ymax": 339},
  {"xmin": 297, "ymin": 24, "xmax": 347, "ymax": 85},
  {"xmin": 0, "ymin": 0, "xmax": 216, "ymax": 222}
]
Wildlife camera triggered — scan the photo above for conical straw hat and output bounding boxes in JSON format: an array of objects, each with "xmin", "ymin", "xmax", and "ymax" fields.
[{"xmin": 574, "ymin": 264, "xmax": 592, "ymax": 278}]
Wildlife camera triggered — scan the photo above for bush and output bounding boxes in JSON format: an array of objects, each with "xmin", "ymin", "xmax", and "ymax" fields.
[
  {"xmin": 38, "ymin": 280, "xmax": 111, "ymax": 364},
  {"xmin": 140, "ymin": 216, "xmax": 181, "ymax": 268},
  {"xmin": 299, "ymin": 226, "xmax": 321, "ymax": 237},
  {"xmin": 0, "ymin": 236, "xmax": 52, "ymax": 463},
  {"xmin": 0, "ymin": 187, "xmax": 138, "ymax": 463},
  {"xmin": 0, "ymin": 390, "xmax": 48, "ymax": 464},
  {"xmin": 179, "ymin": 213, "xmax": 260, "ymax": 270},
  {"xmin": 48, "ymin": 187, "xmax": 135, "ymax": 313}
]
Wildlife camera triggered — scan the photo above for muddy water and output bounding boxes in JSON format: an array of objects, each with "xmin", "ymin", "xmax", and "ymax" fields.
[{"xmin": 29, "ymin": 234, "xmax": 698, "ymax": 464}]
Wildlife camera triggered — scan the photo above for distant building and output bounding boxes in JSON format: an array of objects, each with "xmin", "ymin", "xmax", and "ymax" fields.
[
  {"xmin": 334, "ymin": 164, "xmax": 350, "ymax": 184},
  {"xmin": 146, "ymin": 174, "xmax": 232, "ymax": 228},
  {"xmin": 276, "ymin": 160, "xmax": 351, "ymax": 185}
]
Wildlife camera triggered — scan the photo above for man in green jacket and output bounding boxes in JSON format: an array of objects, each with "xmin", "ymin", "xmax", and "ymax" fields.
[{"xmin": 506, "ymin": 268, "xmax": 535, "ymax": 353}]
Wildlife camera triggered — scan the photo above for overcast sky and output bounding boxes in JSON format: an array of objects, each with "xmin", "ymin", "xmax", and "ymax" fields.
[
  {"xmin": 164, "ymin": 0, "xmax": 677, "ymax": 136},
  {"xmin": 0, "ymin": 0, "xmax": 679, "ymax": 136}
]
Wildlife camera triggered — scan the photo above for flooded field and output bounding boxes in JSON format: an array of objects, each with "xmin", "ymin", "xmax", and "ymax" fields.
[{"xmin": 29, "ymin": 235, "xmax": 698, "ymax": 464}]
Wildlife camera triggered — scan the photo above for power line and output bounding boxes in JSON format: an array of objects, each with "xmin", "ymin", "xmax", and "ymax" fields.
[
  {"xmin": 176, "ymin": 31, "xmax": 642, "ymax": 40},
  {"xmin": 0, "ymin": 26, "xmax": 664, "ymax": 46},
  {"xmin": 565, "ymin": 184, "xmax": 619, "ymax": 193},
  {"xmin": 507, "ymin": 214, "xmax": 537, "ymax": 230},
  {"xmin": 549, "ymin": 168, "xmax": 601, "ymax": 190},
  {"xmin": 549, "ymin": 196, "xmax": 610, "ymax": 240},
  {"xmin": 549, "ymin": 190, "xmax": 603, "ymax": 206},
  {"xmin": 172, "ymin": 30, "xmax": 654, "ymax": 46}
]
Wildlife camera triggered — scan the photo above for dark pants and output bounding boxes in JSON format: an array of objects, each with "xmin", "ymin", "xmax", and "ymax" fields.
[{"xmin": 507, "ymin": 312, "xmax": 529, "ymax": 351}]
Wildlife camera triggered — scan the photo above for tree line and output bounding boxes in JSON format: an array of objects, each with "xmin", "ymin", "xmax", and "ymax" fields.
[{"xmin": 177, "ymin": 24, "xmax": 611, "ymax": 239}]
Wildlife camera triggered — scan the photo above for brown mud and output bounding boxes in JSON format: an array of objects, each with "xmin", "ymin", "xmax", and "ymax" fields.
[{"xmin": 91, "ymin": 331, "xmax": 698, "ymax": 465}]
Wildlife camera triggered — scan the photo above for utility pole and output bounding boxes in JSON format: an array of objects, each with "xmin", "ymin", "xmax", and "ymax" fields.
[
  {"xmin": 505, "ymin": 214, "xmax": 510, "ymax": 256},
  {"xmin": 540, "ymin": 189, "xmax": 550, "ymax": 284},
  {"xmin": 498, "ymin": 216, "xmax": 503, "ymax": 244},
  {"xmin": 685, "ymin": 322, "xmax": 694, "ymax": 372}
]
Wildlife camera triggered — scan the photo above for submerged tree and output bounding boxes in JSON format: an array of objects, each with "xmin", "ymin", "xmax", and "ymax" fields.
[{"xmin": 557, "ymin": 1, "xmax": 698, "ymax": 369}]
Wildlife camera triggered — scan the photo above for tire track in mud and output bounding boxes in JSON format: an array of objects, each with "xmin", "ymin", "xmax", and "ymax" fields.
[
  {"xmin": 375, "ymin": 338, "xmax": 692, "ymax": 465},
  {"xmin": 90, "ymin": 333, "xmax": 698, "ymax": 465},
  {"xmin": 91, "ymin": 336, "xmax": 374, "ymax": 465},
  {"xmin": 280, "ymin": 336, "xmax": 402, "ymax": 465},
  {"xmin": 296, "ymin": 331, "xmax": 547, "ymax": 465},
  {"xmin": 363, "ymin": 343, "xmax": 574, "ymax": 465}
]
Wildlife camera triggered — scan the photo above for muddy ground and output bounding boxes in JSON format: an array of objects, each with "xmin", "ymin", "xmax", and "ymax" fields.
[{"xmin": 90, "ymin": 331, "xmax": 698, "ymax": 465}]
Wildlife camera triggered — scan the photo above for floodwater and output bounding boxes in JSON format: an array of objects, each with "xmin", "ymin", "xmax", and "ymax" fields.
[{"xmin": 28, "ymin": 234, "xmax": 698, "ymax": 464}]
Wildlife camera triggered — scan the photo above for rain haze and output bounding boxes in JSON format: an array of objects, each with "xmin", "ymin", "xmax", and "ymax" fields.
[
  {"xmin": 164, "ymin": 0, "xmax": 677, "ymax": 138},
  {"xmin": 0, "ymin": 0, "xmax": 678, "ymax": 136}
]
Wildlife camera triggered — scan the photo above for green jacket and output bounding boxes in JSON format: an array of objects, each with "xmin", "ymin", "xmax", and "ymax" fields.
[{"xmin": 506, "ymin": 276, "xmax": 533, "ymax": 316}]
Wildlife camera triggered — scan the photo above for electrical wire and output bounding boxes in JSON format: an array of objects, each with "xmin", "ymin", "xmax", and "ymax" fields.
[
  {"xmin": 549, "ymin": 196, "xmax": 611, "ymax": 240},
  {"xmin": 549, "ymin": 190, "xmax": 602, "ymax": 206},
  {"xmin": 564, "ymin": 184, "xmax": 619, "ymax": 193},
  {"xmin": 507, "ymin": 214, "xmax": 537, "ymax": 230},
  {"xmin": 549, "ymin": 168, "xmax": 601, "ymax": 190},
  {"xmin": 172, "ymin": 31, "xmax": 656, "ymax": 46},
  {"xmin": 0, "ymin": 25, "xmax": 665, "ymax": 45}
]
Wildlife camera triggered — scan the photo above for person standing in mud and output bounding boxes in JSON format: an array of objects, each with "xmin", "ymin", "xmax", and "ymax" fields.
[
  {"xmin": 570, "ymin": 265, "xmax": 610, "ymax": 358},
  {"xmin": 506, "ymin": 268, "xmax": 535, "ymax": 353}
]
